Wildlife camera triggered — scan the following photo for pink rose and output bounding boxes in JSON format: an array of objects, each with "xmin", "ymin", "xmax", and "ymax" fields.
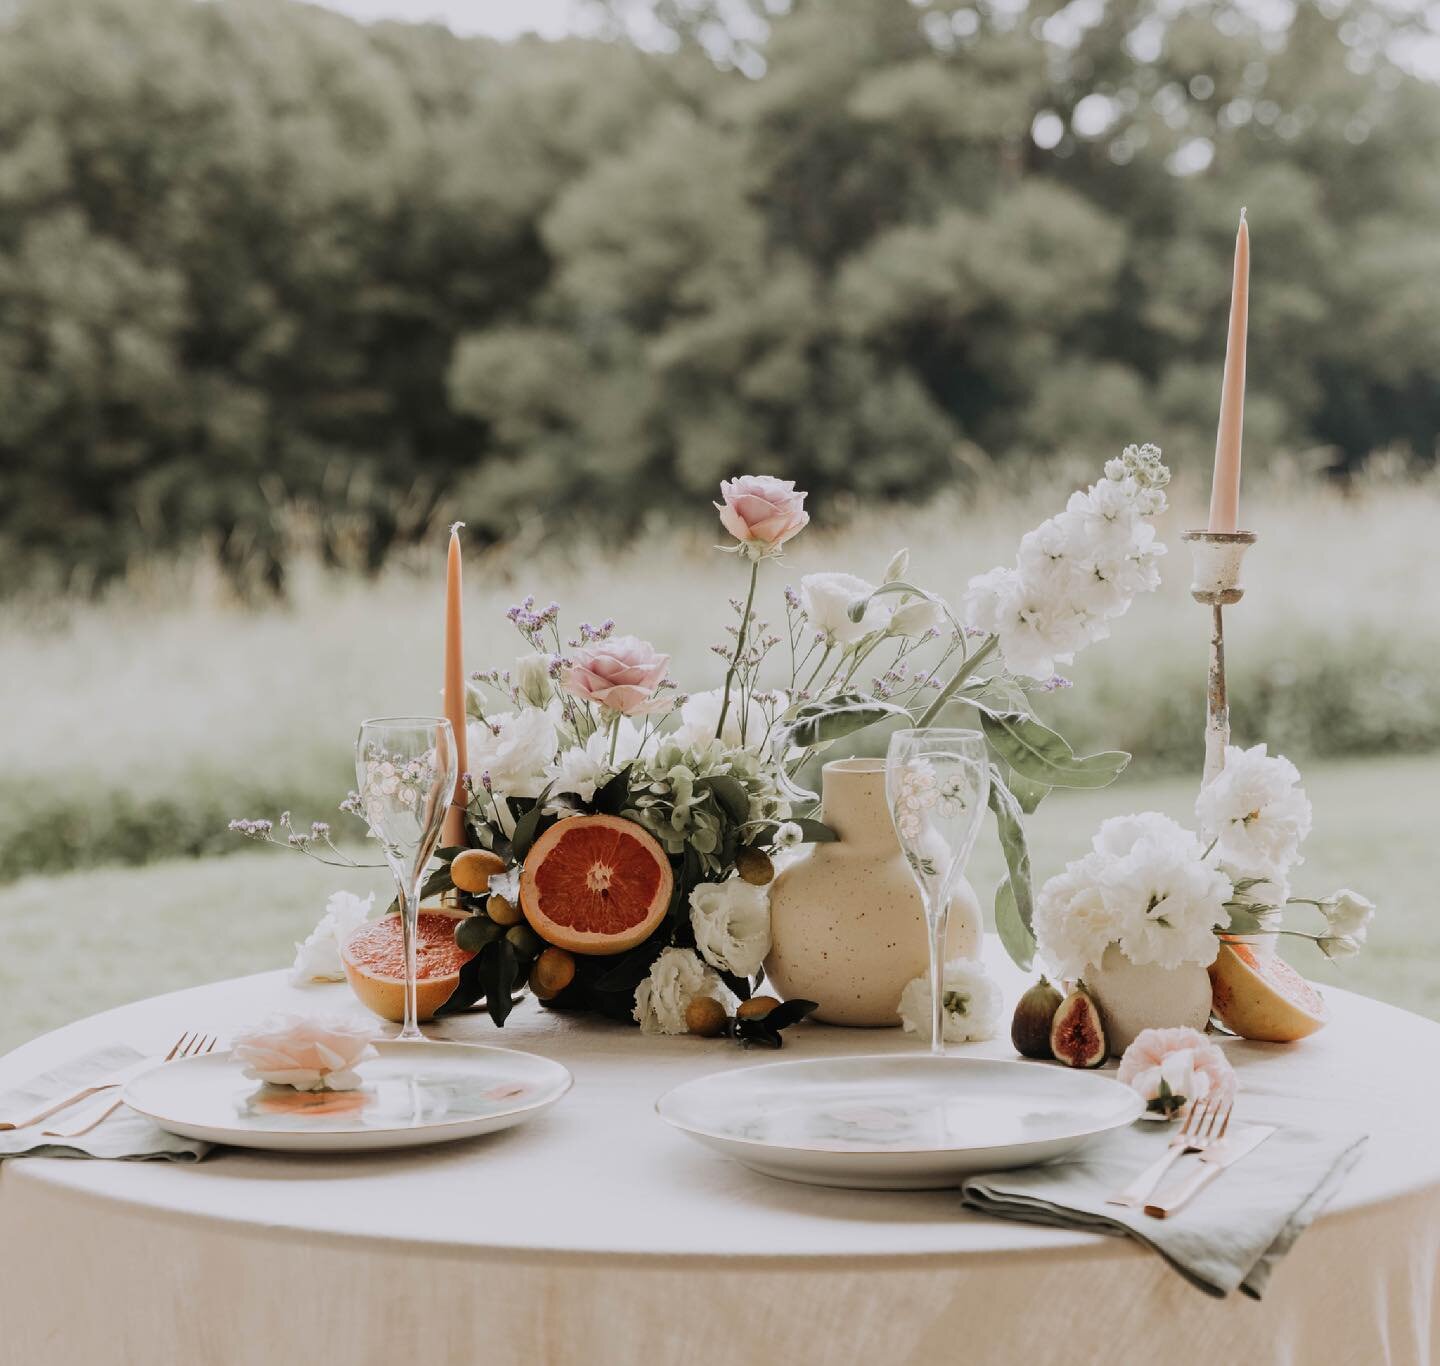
[
  {"xmin": 562, "ymin": 635, "xmax": 671, "ymax": 715},
  {"xmin": 715, "ymin": 475, "xmax": 809, "ymax": 553},
  {"xmin": 1117, "ymin": 1026, "xmax": 1237, "ymax": 1120}
]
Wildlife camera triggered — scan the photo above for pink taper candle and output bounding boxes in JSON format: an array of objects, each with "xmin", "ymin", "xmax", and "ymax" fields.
[
  {"xmin": 1208, "ymin": 209, "xmax": 1249, "ymax": 533},
  {"xmin": 441, "ymin": 522, "xmax": 469, "ymax": 848}
]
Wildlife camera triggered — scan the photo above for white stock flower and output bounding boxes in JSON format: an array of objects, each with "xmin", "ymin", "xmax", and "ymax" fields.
[
  {"xmin": 1195, "ymin": 743, "xmax": 1313, "ymax": 877},
  {"xmin": 670, "ymin": 687, "xmax": 787, "ymax": 749},
  {"xmin": 1323, "ymin": 889, "xmax": 1375, "ymax": 941},
  {"xmin": 897, "ymin": 958, "xmax": 1003, "ymax": 1042},
  {"xmin": 290, "ymin": 890, "xmax": 375, "ymax": 983},
  {"xmin": 1035, "ymin": 852, "xmax": 1127, "ymax": 980},
  {"xmin": 232, "ymin": 1014, "xmax": 379, "ymax": 1092},
  {"xmin": 962, "ymin": 567, "xmax": 1095, "ymax": 680},
  {"xmin": 1091, "ymin": 811, "xmax": 1197, "ymax": 860},
  {"xmin": 467, "ymin": 707, "xmax": 558, "ymax": 803},
  {"xmin": 632, "ymin": 948, "xmax": 728, "ymax": 1035},
  {"xmin": 689, "ymin": 877, "xmax": 771, "ymax": 976},
  {"xmin": 545, "ymin": 717, "xmax": 648, "ymax": 802},
  {"xmin": 1107, "ymin": 828, "xmax": 1232, "ymax": 970},
  {"xmin": 800, "ymin": 572, "xmax": 892, "ymax": 645}
]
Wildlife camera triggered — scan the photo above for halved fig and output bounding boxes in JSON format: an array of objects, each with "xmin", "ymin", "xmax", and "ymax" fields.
[{"xmin": 1050, "ymin": 986, "xmax": 1107, "ymax": 1068}]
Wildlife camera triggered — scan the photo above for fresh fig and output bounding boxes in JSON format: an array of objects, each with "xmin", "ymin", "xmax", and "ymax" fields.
[
  {"xmin": 1049, "ymin": 986, "xmax": 1107, "ymax": 1068},
  {"xmin": 1011, "ymin": 976, "xmax": 1063, "ymax": 1059}
]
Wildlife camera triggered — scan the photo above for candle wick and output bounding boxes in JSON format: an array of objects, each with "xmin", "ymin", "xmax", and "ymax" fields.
[{"xmin": 449, "ymin": 521, "xmax": 466, "ymax": 538}]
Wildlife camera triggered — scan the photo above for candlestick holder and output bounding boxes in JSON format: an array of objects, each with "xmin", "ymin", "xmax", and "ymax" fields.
[{"xmin": 1181, "ymin": 530, "xmax": 1257, "ymax": 787}]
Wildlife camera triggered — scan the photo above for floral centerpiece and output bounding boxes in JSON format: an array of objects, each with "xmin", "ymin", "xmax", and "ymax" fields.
[{"xmin": 237, "ymin": 448, "xmax": 1172, "ymax": 1043}]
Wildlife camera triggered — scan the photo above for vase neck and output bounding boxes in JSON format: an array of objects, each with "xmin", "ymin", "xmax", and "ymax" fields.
[{"xmin": 819, "ymin": 760, "xmax": 896, "ymax": 849}]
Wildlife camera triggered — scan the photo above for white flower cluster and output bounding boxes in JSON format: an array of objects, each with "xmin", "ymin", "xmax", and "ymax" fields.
[
  {"xmin": 632, "ymin": 947, "xmax": 730, "ymax": 1035},
  {"xmin": 897, "ymin": 958, "xmax": 1003, "ymax": 1042},
  {"xmin": 963, "ymin": 444, "xmax": 1169, "ymax": 679},
  {"xmin": 1035, "ymin": 813, "xmax": 1233, "ymax": 978},
  {"xmin": 290, "ymin": 890, "xmax": 374, "ymax": 984}
]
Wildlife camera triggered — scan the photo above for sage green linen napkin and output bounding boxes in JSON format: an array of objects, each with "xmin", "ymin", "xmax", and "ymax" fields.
[
  {"xmin": 0, "ymin": 1045, "xmax": 210, "ymax": 1162},
  {"xmin": 961, "ymin": 1118, "xmax": 1365, "ymax": 1298}
]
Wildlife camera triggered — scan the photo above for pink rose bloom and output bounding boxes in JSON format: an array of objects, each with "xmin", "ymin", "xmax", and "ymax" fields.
[
  {"xmin": 716, "ymin": 475, "xmax": 809, "ymax": 553},
  {"xmin": 562, "ymin": 635, "xmax": 671, "ymax": 715},
  {"xmin": 1117, "ymin": 1026, "xmax": 1237, "ymax": 1120}
]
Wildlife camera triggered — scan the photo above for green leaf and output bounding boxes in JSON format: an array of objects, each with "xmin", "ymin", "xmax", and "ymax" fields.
[
  {"xmin": 1005, "ymin": 768, "xmax": 1050, "ymax": 815},
  {"xmin": 843, "ymin": 580, "xmax": 933, "ymax": 623},
  {"xmin": 509, "ymin": 786, "xmax": 556, "ymax": 862},
  {"xmin": 782, "ymin": 693, "xmax": 909, "ymax": 749},
  {"xmin": 979, "ymin": 708, "xmax": 1129, "ymax": 790},
  {"xmin": 988, "ymin": 768, "xmax": 1036, "ymax": 970},
  {"xmin": 792, "ymin": 817, "xmax": 838, "ymax": 843},
  {"xmin": 593, "ymin": 942, "xmax": 664, "ymax": 994},
  {"xmin": 436, "ymin": 954, "xmax": 486, "ymax": 1016},
  {"xmin": 764, "ymin": 998, "xmax": 818, "ymax": 1029},
  {"xmin": 593, "ymin": 765, "xmax": 632, "ymax": 816},
  {"xmin": 480, "ymin": 938, "xmax": 519, "ymax": 1027},
  {"xmin": 384, "ymin": 860, "xmax": 454, "ymax": 917},
  {"xmin": 704, "ymin": 774, "xmax": 751, "ymax": 825}
]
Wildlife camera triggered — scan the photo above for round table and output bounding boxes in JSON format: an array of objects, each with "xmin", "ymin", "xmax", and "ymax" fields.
[{"xmin": 1, "ymin": 947, "xmax": 1437, "ymax": 1366}]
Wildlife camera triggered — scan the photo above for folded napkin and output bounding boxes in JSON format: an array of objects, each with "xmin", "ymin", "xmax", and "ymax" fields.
[
  {"xmin": 0, "ymin": 1045, "xmax": 210, "ymax": 1162},
  {"xmin": 961, "ymin": 1119, "xmax": 1366, "ymax": 1298}
]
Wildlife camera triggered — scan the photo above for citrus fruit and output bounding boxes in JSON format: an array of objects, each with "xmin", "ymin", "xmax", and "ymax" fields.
[
  {"xmin": 685, "ymin": 997, "xmax": 728, "ymax": 1037},
  {"xmin": 486, "ymin": 894, "xmax": 523, "ymax": 927},
  {"xmin": 736, "ymin": 995, "xmax": 781, "ymax": 1021},
  {"xmin": 530, "ymin": 947, "xmax": 577, "ymax": 1000},
  {"xmin": 1208, "ymin": 941, "xmax": 1329, "ymax": 1042},
  {"xmin": 450, "ymin": 849, "xmax": 507, "ymax": 894},
  {"xmin": 520, "ymin": 814, "xmax": 673, "ymax": 955},
  {"xmin": 342, "ymin": 907, "xmax": 475, "ymax": 1023}
]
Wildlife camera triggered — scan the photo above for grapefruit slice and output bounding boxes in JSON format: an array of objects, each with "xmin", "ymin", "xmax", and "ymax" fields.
[
  {"xmin": 1208, "ymin": 941, "xmax": 1329, "ymax": 1042},
  {"xmin": 342, "ymin": 907, "xmax": 475, "ymax": 1023},
  {"xmin": 520, "ymin": 814, "xmax": 672, "ymax": 956}
]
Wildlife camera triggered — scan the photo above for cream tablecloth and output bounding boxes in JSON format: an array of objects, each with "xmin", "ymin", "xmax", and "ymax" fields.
[{"xmin": 1, "ymin": 943, "xmax": 1437, "ymax": 1366}]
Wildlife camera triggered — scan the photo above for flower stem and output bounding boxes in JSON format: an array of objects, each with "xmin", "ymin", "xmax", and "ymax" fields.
[
  {"xmin": 915, "ymin": 634, "xmax": 999, "ymax": 728},
  {"xmin": 716, "ymin": 556, "xmax": 760, "ymax": 739}
]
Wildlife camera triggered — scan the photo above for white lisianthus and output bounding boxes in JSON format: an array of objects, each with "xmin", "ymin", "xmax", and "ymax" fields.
[
  {"xmin": 1319, "ymin": 933, "xmax": 1363, "ymax": 961},
  {"xmin": 545, "ymin": 717, "xmax": 649, "ymax": 802},
  {"xmin": 1107, "ymin": 829, "xmax": 1232, "ymax": 970},
  {"xmin": 290, "ymin": 890, "xmax": 374, "ymax": 983},
  {"xmin": 888, "ymin": 594, "xmax": 946, "ymax": 637},
  {"xmin": 800, "ymin": 572, "xmax": 892, "ymax": 645},
  {"xmin": 467, "ymin": 707, "xmax": 558, "ymax": 803},
  {"xmin": 689, "ymin": 877, "xmax": 771, "ymax": 977},
  {"xmin": 1322, "ymin": 889, "xmax": 1375, "ymax": 941},
  {"xmin": 1034, "ymin": 853, "xmax": 1128, "ymax": 981},
  {"xmin": 897, "ymin": 958, "xmax": 1003, "ymax": 1042},
  {"xmin": 671, "ymin": 687, "xmax": 788, "ymax": 749},
  {"xmin": 513, "ymin": 652, "xmax": 554, "ymax": 710},
  {"xmin": 633, "ymin": 948, "xmax": 728, "ymax": 1036},
  {"xmin": 1195, "ymin": 743, "xmax": 1313, "ymax": 877}
]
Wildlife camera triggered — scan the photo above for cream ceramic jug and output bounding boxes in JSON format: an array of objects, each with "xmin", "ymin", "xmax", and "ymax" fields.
[{"xmin": 764, "ymin": 757, "xmax": 982, "ymax": 1026}]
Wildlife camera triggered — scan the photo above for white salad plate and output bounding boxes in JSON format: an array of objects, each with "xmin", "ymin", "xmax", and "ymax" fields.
[
  {"xmin": 656, "ymin": 1054, "xmax": 1143, "ymax": 1189},
  {"xmin": 123, "ymin": 1041, "xmax": 572, "ymax": 1153}
]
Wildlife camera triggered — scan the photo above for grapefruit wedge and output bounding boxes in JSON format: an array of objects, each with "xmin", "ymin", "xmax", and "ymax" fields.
[
  {"xmin": 342, "ymin": 907, "xmax": 475, "ymax": 1023},
  {"xmin": 1208, "ymin": 941, "xmax": 1329, "ymax": 1042},
  {"xmin": 520, "ymin": 814, "xmax": 673, "ymax": 955}
]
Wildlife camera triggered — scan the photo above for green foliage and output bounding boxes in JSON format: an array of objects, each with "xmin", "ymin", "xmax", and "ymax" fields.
[{"xmin": 2, "ymin": 0, "xmax": 1439, "ymax": 593}]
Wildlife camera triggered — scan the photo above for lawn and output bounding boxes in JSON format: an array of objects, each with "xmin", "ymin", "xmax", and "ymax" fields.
[{"xmin": 1, "ymin": 751, "xmax": 1431, "ymax": 1056}]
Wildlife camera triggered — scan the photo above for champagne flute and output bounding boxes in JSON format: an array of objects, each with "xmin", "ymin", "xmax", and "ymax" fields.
[
  {"xmin": 885, "ymin": 728, "xmax": 990, "ymax": 1056},
  {"xmin": 355, "ymin": 717, "xmax": 458, "ymax": 1042}
]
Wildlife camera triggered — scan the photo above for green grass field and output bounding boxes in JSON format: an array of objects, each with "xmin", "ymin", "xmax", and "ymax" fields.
[{"xmin": 1, "ymin": 752, "xmax": 1430, "ymax": 1056}]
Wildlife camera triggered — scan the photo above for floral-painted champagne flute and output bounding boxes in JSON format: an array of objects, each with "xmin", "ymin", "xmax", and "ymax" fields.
[
  {"xmin": 355, "ymin": 717, "xmax": 458, "ymax": 1042},
  {"xmin": 886, "ymin": 728, "xmax": 990, "ymax": 1056}
]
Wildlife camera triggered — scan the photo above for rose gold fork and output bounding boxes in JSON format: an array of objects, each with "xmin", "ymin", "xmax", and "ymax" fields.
[
  {"xmin": 1107, "ymin": 1095, "xmax": 1233, "ymax": 1208},
  {"xmin": 42, "ymin": 1032, "xmax": 219, "ymax": 1139}
]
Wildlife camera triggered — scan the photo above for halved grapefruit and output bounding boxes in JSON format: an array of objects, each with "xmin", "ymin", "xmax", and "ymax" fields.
[
  {"xmin": 342, "ymin": 907, "xmax": 475, "ymax": 1023},
  {"xmin": 520, "ymin": 814, "xmax": 673, "ymax": 956},
  {"xmin": 1208, "ymin": 941, "xmax": 1329, "ymax": 1042}
]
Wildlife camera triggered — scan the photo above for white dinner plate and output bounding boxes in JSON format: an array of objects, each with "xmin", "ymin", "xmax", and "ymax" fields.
[
  {"xmin": 123, "ymin": 1041, "xmax": 572, "ymax": 1153},
  {"xmin": 656, "ymin": 1054, "xmax": 1143, "ymax": 1189}
]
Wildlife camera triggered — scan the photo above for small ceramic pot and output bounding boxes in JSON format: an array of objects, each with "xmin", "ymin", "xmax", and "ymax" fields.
[
  {"xmin": 764, "ymin": 758, "xmax": 982, "ymax": 1027},
  {"xmin": 1082, "ymin": 945, "xmax": 1214, "ymax": 1055}
]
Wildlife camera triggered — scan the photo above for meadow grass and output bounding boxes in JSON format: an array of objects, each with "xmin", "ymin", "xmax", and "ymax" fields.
[
  {"xmin": 1, "ymin": 469, "xmax": 1436, "ymax": 878},
  {"xmin": 0, "ymin": 752, "xmax": 1431, "ymax": 1056}
]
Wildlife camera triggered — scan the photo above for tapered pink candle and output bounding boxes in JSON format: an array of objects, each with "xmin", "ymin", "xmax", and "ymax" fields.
[
  {"xmin": 1208, "ymin": 209, "xmax": 1249, "ymax": 533},
  {"xmin": 441, "ymin": 523, "xmax": 469, "ymax": 848}
]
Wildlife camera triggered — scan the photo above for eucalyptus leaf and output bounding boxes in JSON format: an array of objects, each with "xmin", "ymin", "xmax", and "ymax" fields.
[
  {"xmin": 979, "ymin": 708, "xmax": 1129, "ymax": 790},
  {"xmin": 1005, "ymin": 768, "xmax": 1050, "ymax": 815},
  {"xmin": 987, "ymin": 767, "xmax": 1036, "ymax": 970},
  {"xmin": 783, "ymin": 693, "xmax": 909, "ymax": 749},
  {"xmin": 994, "ymin": 875, "xmax": 1037, "ymax": 972}
]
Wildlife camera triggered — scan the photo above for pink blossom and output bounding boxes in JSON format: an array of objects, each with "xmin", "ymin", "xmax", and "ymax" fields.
[
  {"xmin": 715, "ymin": 475, "xmax": 809, "ymax": 553},
  {"xmin": 1117, "ymin": 1026, "xmax": 1237, "ymax": 1120},
  {"xmin": 561, "ymin": 635, "xmax": 671, "ymax": 715}
]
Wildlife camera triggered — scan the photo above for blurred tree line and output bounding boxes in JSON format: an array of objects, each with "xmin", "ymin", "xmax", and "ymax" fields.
[{"xmin": 1, "ymin": 0, "xmax": 1438, "ymax": 594}]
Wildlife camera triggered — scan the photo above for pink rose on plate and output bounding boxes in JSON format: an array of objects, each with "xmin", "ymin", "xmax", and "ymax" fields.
[
  {"xmin": 232, "ymin": 1013, "xmax": 379, "ymax": 1092},
  {"xmin": 562, "ymin": 635, "xmax": 671, "ymax": 715},
  {"xmin": 1117, "ymin": 1026, "xmax": 1237, "ymax": 1121},
  {"xmin": 715, "ymin": 475, "xmax": 809, "ymax": 554}
]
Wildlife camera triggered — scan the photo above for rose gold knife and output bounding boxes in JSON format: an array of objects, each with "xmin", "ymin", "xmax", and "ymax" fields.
[{"xmin": 1144, "ymin": 1124, "xmax": 1277, "ymax": 1218}]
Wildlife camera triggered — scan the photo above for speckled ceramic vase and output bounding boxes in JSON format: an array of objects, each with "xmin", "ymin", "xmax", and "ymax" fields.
[
  {"xmin": 764, "ymin": 758, "xmax": 982, "ymax": 1027},
  {"xmin": 1082, "ymin": 945, "xmax": 1214, "ymax": 1055}
]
